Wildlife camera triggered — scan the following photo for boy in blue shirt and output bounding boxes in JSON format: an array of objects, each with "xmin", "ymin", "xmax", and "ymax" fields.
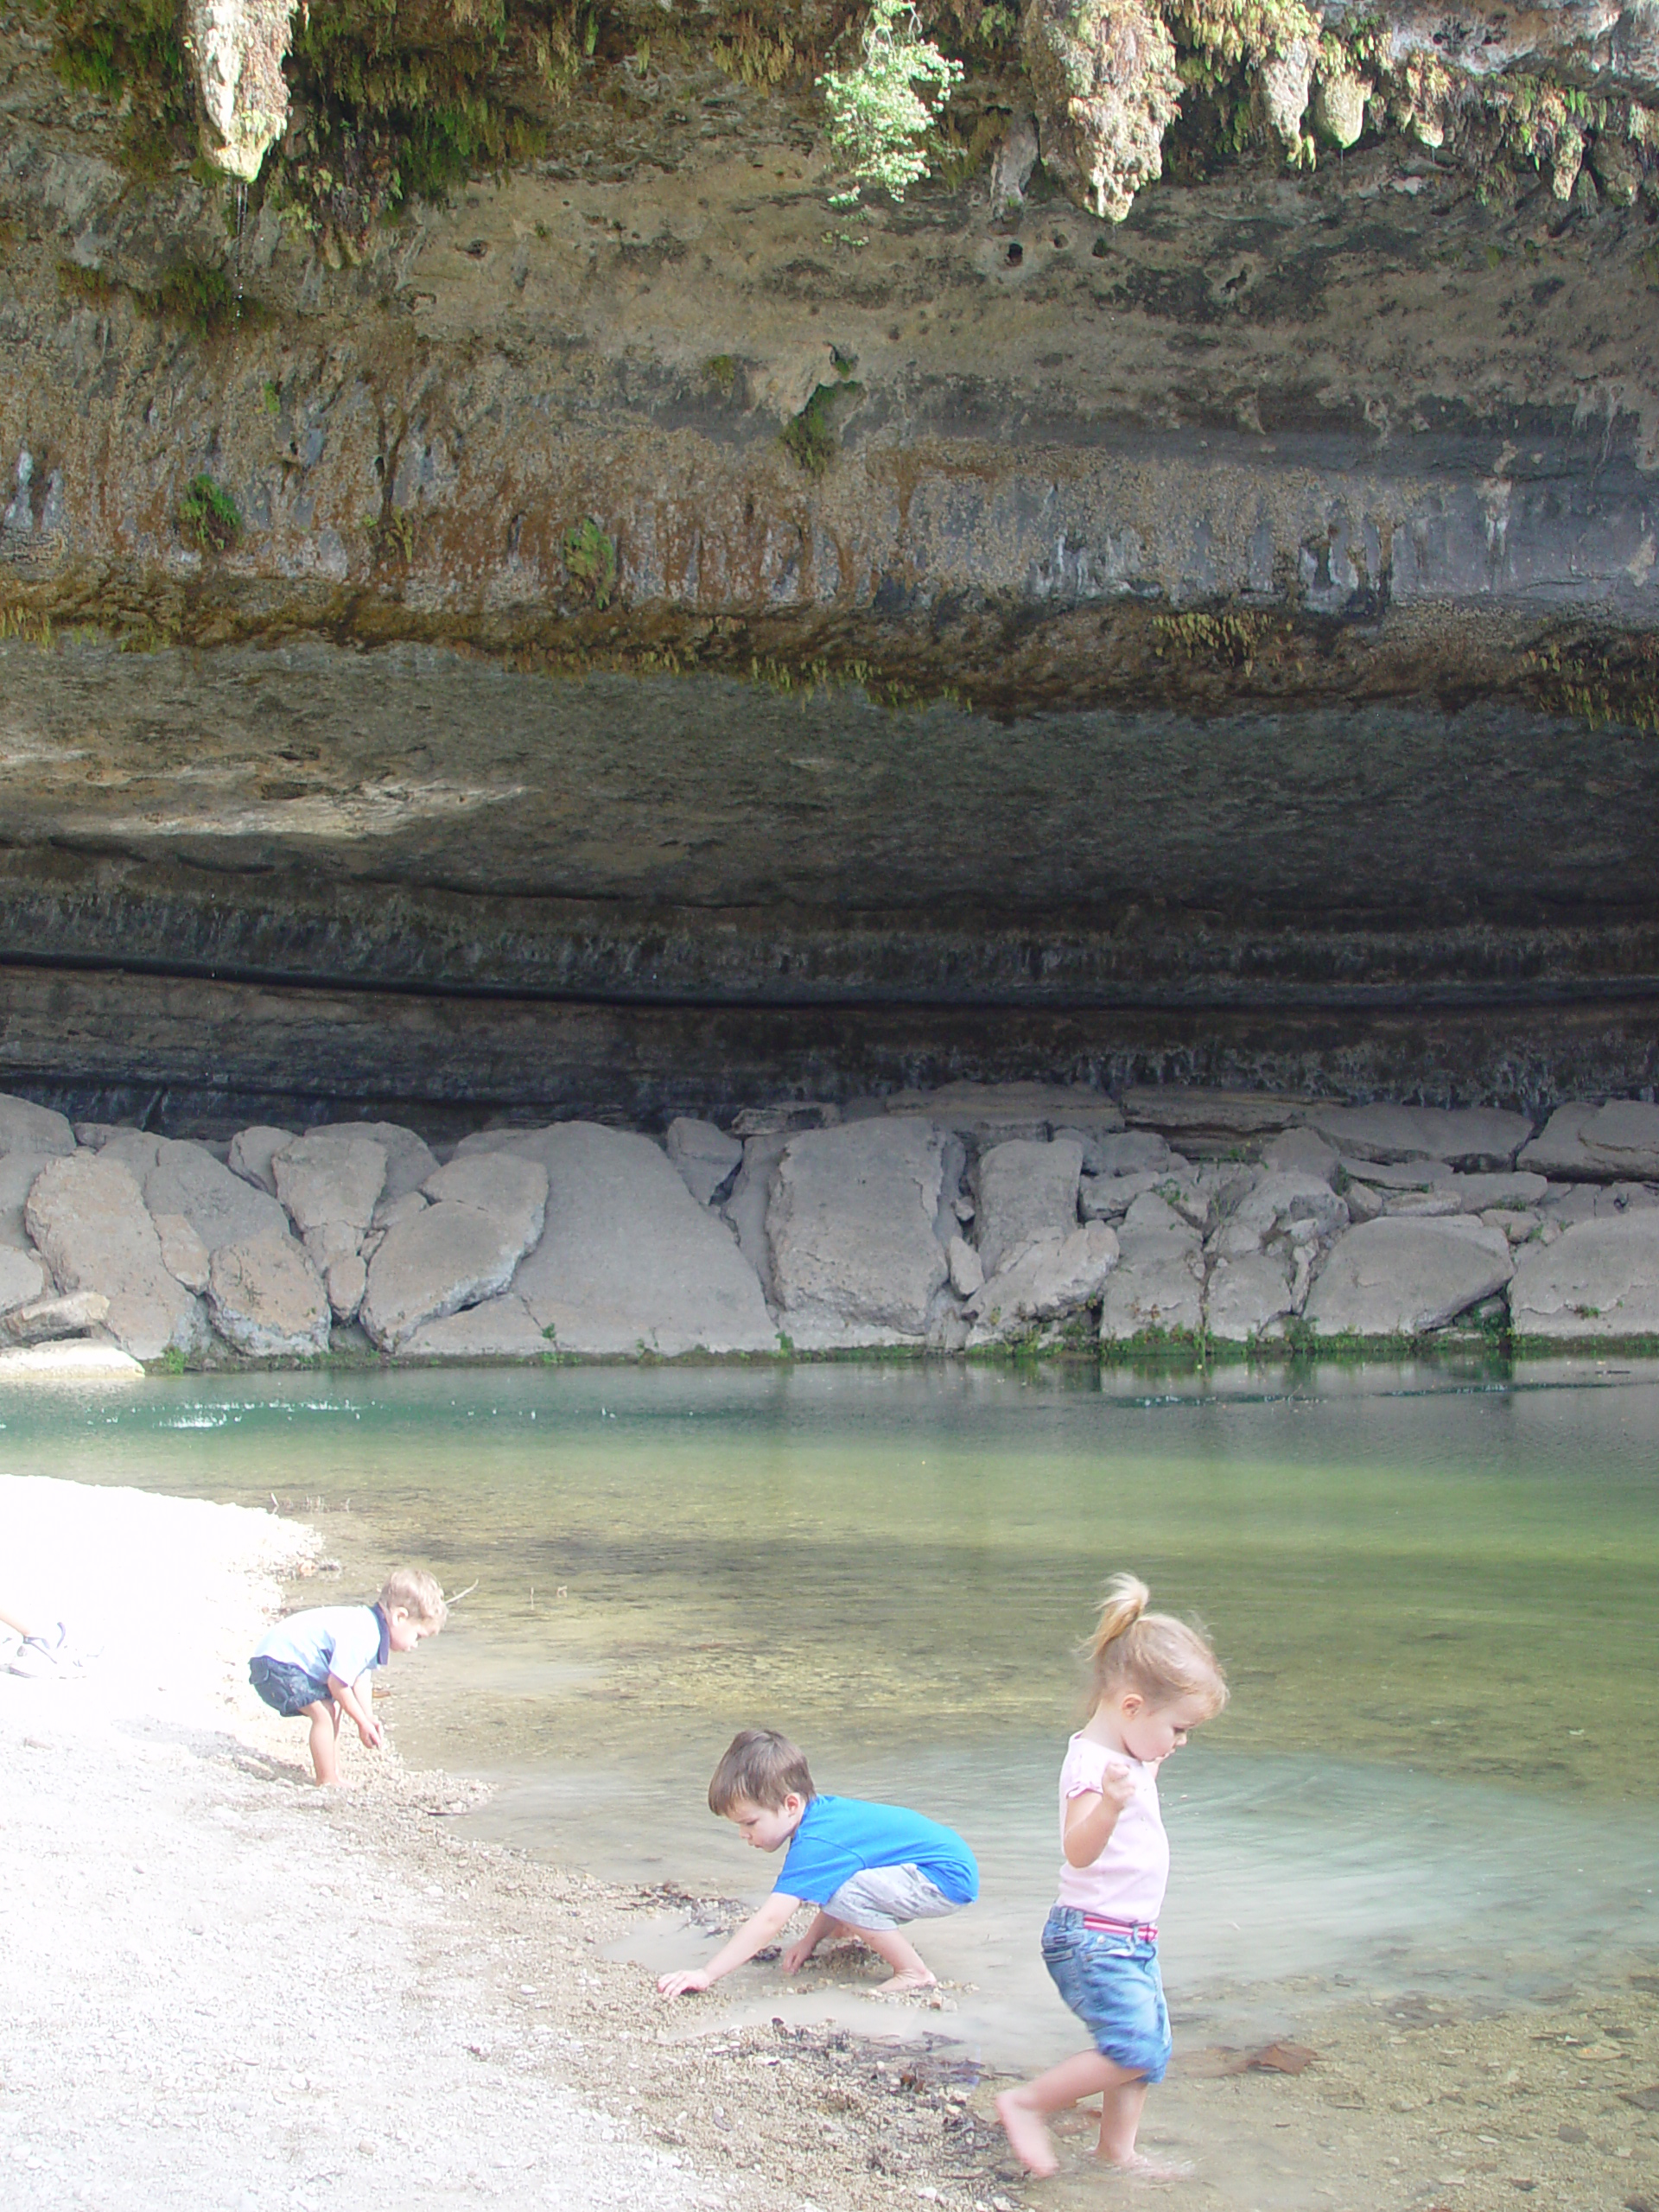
[
  {"xmin": 249, "ymin": 1567, "xmax": 447, "ymax": 1785},
  {"xmin": 658, "ymin": 1727, "xmax": 977, "ymax": 1997}
]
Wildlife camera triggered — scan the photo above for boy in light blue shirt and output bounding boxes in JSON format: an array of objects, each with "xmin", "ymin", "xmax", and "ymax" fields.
[
  {"xmin": 249, "ymin": 1567, "xmax": 447, "ymax": 1785},
  {"xmin": 658, "ymin": 1727, "xmax": 977, "ymax": 1997}
]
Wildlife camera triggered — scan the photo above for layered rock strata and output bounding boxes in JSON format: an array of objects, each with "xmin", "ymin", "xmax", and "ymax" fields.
[{"xmin": 7, "ymin": 1082, "xmax": 1659, "ymax": 1365}]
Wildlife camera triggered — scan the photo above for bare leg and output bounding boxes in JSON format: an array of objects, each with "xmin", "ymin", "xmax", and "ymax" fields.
[
  {"xmin": 996, "ymin": 2051, "xmax": 1139, "ymax": 2178},
  {"xmin": 781, "ymin": 1910, "xmax": 849, "ymax": 1974},
  {"xmin": 851, "ymin": 1923, "xmax": 937, "ymax": 1993},
  {"xmin": 305, "ymin": 1697, "xmax": 345, "ymax": 1786},
  {"xmin": 0, "ymin": 1602, "xmax": 41, "ymax": 1640}
]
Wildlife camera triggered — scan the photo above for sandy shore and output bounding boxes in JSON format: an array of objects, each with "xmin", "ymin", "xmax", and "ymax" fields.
[{"xmin": 3, "ymin": 1472, "xmax": 1657, "ymax": 2212}]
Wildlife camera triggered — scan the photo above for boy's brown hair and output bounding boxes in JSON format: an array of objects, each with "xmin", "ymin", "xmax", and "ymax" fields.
[
  {"xmin": 707, "ymin": 1728, "xmax": 817, "ymax": 1815},
  {"xmin": 378, "ymin": 1567, "xmax": 448, "ymax": 1627}
]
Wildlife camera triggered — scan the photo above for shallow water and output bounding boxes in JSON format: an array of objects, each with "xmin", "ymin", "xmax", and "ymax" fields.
[{"xmin": 7, "ymin": 1357, "xmax": 1657, "ymax": 2081}]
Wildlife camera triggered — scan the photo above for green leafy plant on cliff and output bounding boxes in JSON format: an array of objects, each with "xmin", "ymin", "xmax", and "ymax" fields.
[
  {"xmin": 51, "ymin": 0, "xmax": 191, "ymax": 172},
  {"xmin": 561, "ymin": 518, "xmax": 617, "ymax": 609},
  {"xmin": 817, "ymin": 0, "xmax": 963, "ymax": 207},
  {"xmin": 177, "ymin": 474, "xmax": 242, "ymax": 553}
]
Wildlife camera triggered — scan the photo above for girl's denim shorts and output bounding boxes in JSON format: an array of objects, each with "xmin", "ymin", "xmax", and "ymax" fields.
[{"xmin": 1041, "ymin": 1905, "xmax": 1172, "ymax": 2083}]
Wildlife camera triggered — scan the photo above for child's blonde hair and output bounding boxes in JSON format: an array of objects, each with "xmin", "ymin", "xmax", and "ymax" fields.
[
  {"xmin": 378, "ymin": 1567, "xmax": 448, "ymax": 1628},
  {"xmin": 1084, "ymin": 1572, "xmax": 1227, "ymax": 1717}
]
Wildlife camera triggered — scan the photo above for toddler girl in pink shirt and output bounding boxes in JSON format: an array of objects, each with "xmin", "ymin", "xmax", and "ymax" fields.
[{"xmin": 996, "ymin": 1573, "xmax": 1228, "ymax": 2179}]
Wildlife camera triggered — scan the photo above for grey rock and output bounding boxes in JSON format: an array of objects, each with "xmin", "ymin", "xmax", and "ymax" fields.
[
  {"xmin": 664, "ymin": 1117, "xmax": 744, "ymax": 1206},
  {"xmin": 1225, "ymin": 1167, "xmax": 1344, "ymax": 1243},
  {"xmin": 1079, "ymin": 1130, "xmax": 1170, "ymax": 1177},
  {"xmin": 0, "ymin": 1154, "xmax": 53, "ymax": 1252},
  {"xmin": 1079, "ymin": 1169, "xmax": 1163, "ymax": 1221},
  {"xmin": 729, "ymin": 1102, "xmax": 841, "ymax": 1136},
  {"xmin": 0, "ymin": 1248, "xmax": 46, "ymax": 1314},
  {"xmin": 326, "ymin": 1253, "xmax": 367, "ymax": 1322},
  {"xmin": 1383, "ymin": 1189, "xmax": 1468, "ymax": 1217},
  {"xmin": 506, "ymin": 1122, "xmax": 777, "ymax": 1356},
  {"xmin": 0, "ymin": 1341, "xmax": 143, "ymax": 1381},
  {"xmin": 1121, "ymin": 1087, "xmax": 1311, "ymax": 1144},
  {"xmin": 25, "ymin": 1153, "xmax": 207, "ymax": 1361},
  {"xmin": 372, "ymin": 1189, "xmax": 429, "ymax": 1231},
  {"xmin": 227, "ymin": 1125, "xmax": 295, "ymax": 1196},
  {"xmin": 886, "ymin": 1082, "xmax": 1122, "ymax": 1147},
  {"xmin": 0, "ymin": 1095, "xmax": 76, "ymax": 1159},
  {"xmin": 1541, "ymin": 1179, "xmax": 1658, "ymax": 1223},
  {"xmin": 273, "ymin": 1130, "xmax": 388, "ymax": 1243},
  {"xmin": 1, "ymin": 1287, "xmax": 109, "ymax": 1343},
  {"xmin": 422, "ymin": 1152, "xmax": 549, "ymax": 1254},
  {"xmin": 973, "ymin": 1137, "xmax": 1084, "ymax": 1276},
  {"xmin": 721, "ymin": 1133, "xmax": 791, "ymax": 1304},
  {"xmin": 303, "ymin": 1222, "xmax": 362, "ymax": 1274},
  {"xmin": 1520, "ymin": 1101, "xmax": 1659, "ymax": 1181},
  {"xmin": 1205, "ymin": 1249, "xmax": 1294, "ymax": 1341},
  {"xmin": 947, "ymin": 1234, "xmax": 984, "ymax": 1298},
  {"xmin": 96, "ymin": 1132, "xmax": 163, "ymax": 1179},
  {"xmin": 1339, "ymin": 1156, "xmax": 1452, "ymax": 1189},
  {"xmin": 1344, "ymin": 1179, "xmax": 1386, "ymax": 1224},
  {"xmin": 1442, "ymin": 1171, "xmax": 1551, "ymax": 1210},
  {"xmin": 362, "ymin": 1187, "xmax": 545, "ymax": 1353},
  {"xmin": 398, "ymin": 1294, "xmax": 550, "ymax": 1358},
  {"xmin": 1307, "ymin": 1103, "xmax": 1531, "ymax": 1168},
  {"xmin": 1510, "ymin": 1214, "xmax": 1659, "ymax": 1340},
  {"xmin": 767, "ymin": 1120, "xmax": 949, "ymax": 1349},
  {"xmin": 1122, "ymin": 1190, "xmax": 1186, "ymax": 1233},
  {"xmin": 307, "ymin": 1121, "xmax": 438, "ymax": 1203},
  {"xmin": 967, "ymin": 1222, "xmax": 1120, "ymax": 1343},
  {"xmin": 145, "ymin": 1138, "xmax": 289, "ymax": 1255},
  {"xmin": 1207, "ymin": 1217, "xmax": 1262, "ymax": 1260},
  {"xmin": 152, "ymin": 1211, "xmax": 211, "ymax": 1294},
  {"xmin": 1304, "ymin": 1217, "xmax": 1513, "ymax": 1338},
  {"xmin": 207, "ymin": 1227, "xmax": 332, "ymax": 1357},
  {"xmin": 1099, "ymin": 1227, "xmax": 1205, "ymax": 1342},
  {"xmin": 1260, "ymin": 1126, "xmax": 1340, "ymax": 1181},
  {"xmin": 1483, "ymin": 1207, "xmax": 1541, "ymax": 1244}
]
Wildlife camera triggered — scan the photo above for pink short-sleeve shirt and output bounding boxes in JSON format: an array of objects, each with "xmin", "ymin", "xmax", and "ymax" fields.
[{"xmin": 1054, "ymin": 1732, "xmax": 1169, "ymax": 1923}]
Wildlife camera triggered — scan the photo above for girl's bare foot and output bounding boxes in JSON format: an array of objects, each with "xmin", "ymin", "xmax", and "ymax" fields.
[
  {"xmin": 872, "ymin": 1967, "xmax": 937, "ymax": 1994},
  {"xmin": 995, "ymin": 2090, "xmax": 1059, "ymax": 2177},
  {"xmin": 1104, "ymin": 2151, "xmax": 1194, "ymax": 2180}
]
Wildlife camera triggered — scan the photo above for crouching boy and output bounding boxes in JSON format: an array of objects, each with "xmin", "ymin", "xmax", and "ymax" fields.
[
  {"xmin": 658, "ymin": 1727, "xmax": 977, "ymax": 1998},
  {"xmin": 249, "ymin": 1567, "xmax": 447, "ymax": 1785}
]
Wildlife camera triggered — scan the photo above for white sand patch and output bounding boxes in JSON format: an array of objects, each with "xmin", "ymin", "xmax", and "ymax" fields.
[{"xmin": 0, "ymin": 1475, "xmax": 710, "ymax": 2212}]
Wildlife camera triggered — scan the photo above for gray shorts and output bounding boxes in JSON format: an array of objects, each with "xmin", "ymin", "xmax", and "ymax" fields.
[{"xmin": 824, "ymin": 1864, "xmax": 963, "ymax": 1933}]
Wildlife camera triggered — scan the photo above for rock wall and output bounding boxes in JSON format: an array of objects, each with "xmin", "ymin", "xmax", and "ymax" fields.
[{"xmin": 10, "ymin": 1082, "xmax": 1659, "ymax": 1366}]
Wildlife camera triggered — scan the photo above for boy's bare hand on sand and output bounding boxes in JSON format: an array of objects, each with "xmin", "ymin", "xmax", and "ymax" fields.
[
  {"xmin": 780, "ymin": 1936, "xmax": 817, "ymax": 1974},
  {"xmin": 657, "ymin": 1968, "xmax": 712, "ymax": 1998},
  {"xmin": 356, "ymin": 1716, "xmax": 384, "ymax": 1751}
]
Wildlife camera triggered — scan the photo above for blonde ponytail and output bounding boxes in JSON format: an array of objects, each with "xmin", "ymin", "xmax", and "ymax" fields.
[{"xmin": 1082, "ymin": 1571, "xmax": 1228, "ymax": 1717}]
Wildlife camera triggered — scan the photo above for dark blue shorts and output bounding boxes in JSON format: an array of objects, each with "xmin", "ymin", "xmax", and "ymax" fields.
[
  {"xmin": 1041, "ymin": 1905, "xmax": 1172, "ymax": 2082},
  {"xmin": 249, "ymin": 1656, "xmax": 331, "ymax": 1718}
]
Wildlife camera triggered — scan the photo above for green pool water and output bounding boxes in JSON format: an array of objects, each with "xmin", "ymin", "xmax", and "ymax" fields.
[{"xmin": 6, "ymin": 1357, "xmax": 1656, "ymax": 2070}]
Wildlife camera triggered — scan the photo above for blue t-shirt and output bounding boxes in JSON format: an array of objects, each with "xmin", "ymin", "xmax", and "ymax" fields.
[
  {"xmin": 776, "ymin": 1796, "xmax": 979, "ymax": 1906},
  {"xmin": 252, "ymin": 1604, "xmax": 389, "ymax": 1688}
]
